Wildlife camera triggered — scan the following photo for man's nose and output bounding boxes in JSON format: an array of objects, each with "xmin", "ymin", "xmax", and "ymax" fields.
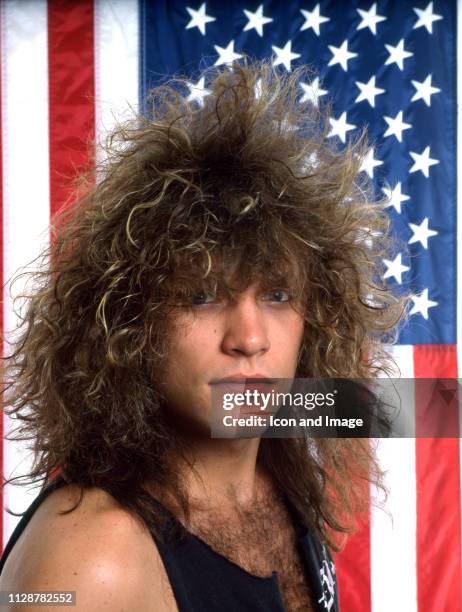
[{"xmin": 220, "ymin": 296, "xmax": 270, "ymax": 357}]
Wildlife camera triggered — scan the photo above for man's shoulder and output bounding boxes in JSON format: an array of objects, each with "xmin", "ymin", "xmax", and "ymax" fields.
[
  {"xmin": 1, "ymin": 483, "xmax": 177, "ymax": 611},
  {"xmin": 4, "ymin": 481, "xmax": 150, "ymax": 564}
]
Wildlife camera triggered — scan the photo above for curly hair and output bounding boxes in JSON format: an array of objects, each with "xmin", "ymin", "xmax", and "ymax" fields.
[{"xmin": 2, "ymin": 57, "xmax": 410, "ymax": 554}]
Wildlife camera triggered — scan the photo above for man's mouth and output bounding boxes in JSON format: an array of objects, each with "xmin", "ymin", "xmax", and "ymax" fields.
[{"xmin": 242, "ymin": 380, "xmax": 275, "ymax": 394}]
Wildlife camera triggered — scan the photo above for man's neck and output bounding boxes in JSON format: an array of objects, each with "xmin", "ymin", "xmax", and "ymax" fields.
[
  {"xmin": 182, "ymin": 437, "xmax": 265, "ymax": 510},
  {"xmin": 147, "ymin": 436, "xmax": 273, "ymax": 518}
]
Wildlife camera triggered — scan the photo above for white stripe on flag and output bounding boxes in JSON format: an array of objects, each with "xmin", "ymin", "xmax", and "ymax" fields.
[
  {"xmin": 371, "ymin": 345, "xmax": 417, "ymax": 612},
  {"xmin": 2, "ymin": 0, "xmax": 50, "ymax": 544},
  {"xmin": 94, "ymin": 0, "xmax": 139, "ymax": 161}
]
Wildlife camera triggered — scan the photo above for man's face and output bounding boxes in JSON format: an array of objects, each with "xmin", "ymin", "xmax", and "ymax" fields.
[{"xmin": 157, "ymin": 279, "xmax": 305, "ymax": 435}]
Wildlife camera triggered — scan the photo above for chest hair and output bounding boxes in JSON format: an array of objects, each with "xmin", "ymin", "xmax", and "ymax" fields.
[{"xmin": 185, "ymin": 488, "xmax": 317, "ymax": 612}]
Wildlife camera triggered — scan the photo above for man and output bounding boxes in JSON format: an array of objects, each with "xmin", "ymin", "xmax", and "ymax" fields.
[{"xmin": 0, "ymin": 58, "xmax": 408, "ymax": 610}]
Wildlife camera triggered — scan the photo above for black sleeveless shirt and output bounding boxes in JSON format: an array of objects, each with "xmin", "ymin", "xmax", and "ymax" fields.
[{"xmin": 0, "ymin": 476, "xmax": 340, "ymax": 611}]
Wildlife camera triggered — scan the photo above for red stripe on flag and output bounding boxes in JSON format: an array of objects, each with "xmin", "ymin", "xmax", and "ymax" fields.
[
  {"xmin": 335, "ymin": 517, "xmax": 371, "ymax": 612},
  {"xmin": 414, "ymin": 344, "xmax": 461, "ymax": 612},
  {"xmin": 335, "ymin": 363, "xmax": 373, "ymax": 611},
  {"xmin": 48, "ymin": 0, "xmax": 95, "ymax": 218},
  {"xmin": 0, "ymin": 5, "xmax": 4, "ymax": 549}
]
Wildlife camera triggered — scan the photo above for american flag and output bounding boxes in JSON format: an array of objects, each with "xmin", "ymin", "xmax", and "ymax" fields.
[{"xmin": 1, "ymin": 1, "xmax": 460, "ymax": 610}]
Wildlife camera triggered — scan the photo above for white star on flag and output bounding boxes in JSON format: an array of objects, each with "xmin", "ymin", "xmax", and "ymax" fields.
[
  {"xmin": 362, "ymin": 293, "xmax": 382, "ymax": 308},
  {"xmin": 408, "ymin": 217, "xmax": 438, "ymax": 249},
  {"xmin": 366, "ymin": 229, "xmax": 383, "ymax": 250},
  {"xmin": 384, "ymin": 111, "xmax": 412, "ymax": 142},
  {"xmin": 272, "ymin": 40, "xmax": 301, "ymax": 71},
  {"xmin": 243, "ymin": 4, "xmax": 273, "ymax": 37},
  {"xmin": 385, "ymin": 39, "xmax": 413, "ymax": 70},
  {"xmin": 186, "ymin": 76, "xmax": 210, "ymax": 107},
  {"xmin": 409, "ymin": 146, "xmax": 439, "ymax": 177},
  {"xmin": 356, "ymin": 3, "xmax": 386, "ymax": 35},
  {"xmin": 411, "ymin": 74, "xmax": 441, "ymax": 106},
  {"xmin": 301, "ymin": 151, "xmax": 320, "ymax": 172},
  {"xmin": 214, "ymin": 40, "xmax": 242, "ymax": 66},
  {"xmin": 355, "ymin": 226, "xmax": 383, "ymax": 250},
  {"xmin": 300, "ymin": 77, "xmax": 328, "ymax": 106},
  {"xmin": 277, "ymin": 116, "xmax": 298, "ymax": 133},
  {"xmin": 300, "ymin": 4, "xmax": 330, "ymax": 36},
  {"xmin": 361, "ymin": 148, "xmax": 383, "ymax": 178},
  {"xmin": 383, "ymin": 182, "xmax": 410, "ymax": 214},
  {"xmin": 413, "ymin": 1, "xmax": 443, "ymax": 34},
  {"xmin": 254, "ymin": 78, "xmax": 262, "ymax": 100},
  {"xmin": 409, "ymin": 288, "xmax": 438, "ymax": 319},
  {"xmin": 328, "ymin": 112, "xmax": 356, "ymax": 143},
  {"xmin": 185, "ymin": 3, "xmax": 216, "ymax": 35},
  {"xmin": 355, "ymin": 75, "xmax": 385, "ymax": 107},
  {"xmin": 328, "ymin": 40, "xmax": 358, "ymax": 71},
  {"xmin": 383, "ymin": 253, "xmax": 410, "ymax": 284}
]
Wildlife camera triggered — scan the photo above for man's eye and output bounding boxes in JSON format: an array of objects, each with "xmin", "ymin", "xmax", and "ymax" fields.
[
  {"xmin": 190, "ymin": 290, "xmax": 216, "ymax": 305},
  {"xmin": 264, "ymin": 289, "xmax": 291, "ymax": 303}
]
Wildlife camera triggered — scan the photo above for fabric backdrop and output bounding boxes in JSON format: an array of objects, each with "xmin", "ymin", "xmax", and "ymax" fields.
[{"xmin": 0, "ymin": 1, "xmax": 460, "ymax": 610}]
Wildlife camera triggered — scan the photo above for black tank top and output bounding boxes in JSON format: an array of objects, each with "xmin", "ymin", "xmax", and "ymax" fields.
[{"xmin": 0, "ymin": 475, "xmax": 340, "ymax": 611}]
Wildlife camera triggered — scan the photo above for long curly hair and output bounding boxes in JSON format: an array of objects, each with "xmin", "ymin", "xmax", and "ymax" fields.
[{"xmin": 2, "ymin": 57, "xmax": 410, "ymax": 553}]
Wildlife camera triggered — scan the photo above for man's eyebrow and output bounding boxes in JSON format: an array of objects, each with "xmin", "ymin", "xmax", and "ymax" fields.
[
  {"xmin": 259, "ymin": 275, "xmax": 296, "ymax": 288},
  {"xmin": 168, "ymin": 264, "xmax": 299, "ymax": 293}
]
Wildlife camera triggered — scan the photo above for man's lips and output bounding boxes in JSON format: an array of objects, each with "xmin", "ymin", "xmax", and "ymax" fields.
[
  {"xmin": 210, "ymin": 375, "xmax": 277, "ymax": 395},
  {"xmin": 210, "ymin": 375, "xmax": 278, "ymax": 414},
  {"xmin": 243, "ymin": 382, "xmax": 276, "ymax": 394},
  {"xmin": 210, "ymin": 374, "xmax": 277, "ymax": 384}
]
